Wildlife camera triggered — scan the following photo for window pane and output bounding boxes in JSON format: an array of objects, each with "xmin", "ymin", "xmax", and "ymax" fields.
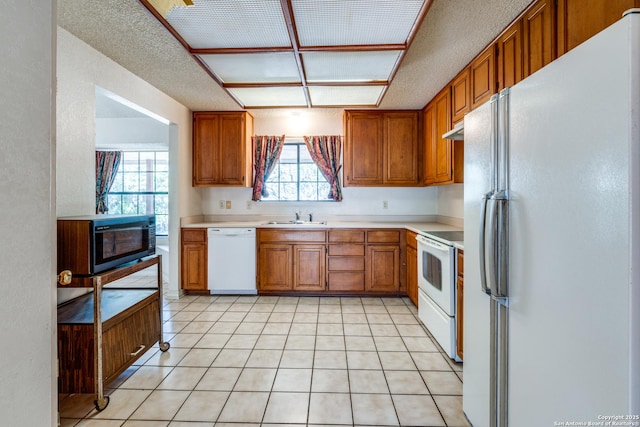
[
  {"xmin": 280, "ymin": 183, "xmax": 298, "ymax": 200},
  {"xmin": 155, "ymin": 195, "xmax": 168, "ymax": 214},
  {"xmin": 299, "ymin": 147, "xmax": 313, "ymax": 162},
  {"xmin": 299, "ymin": 183, "xmax": 318, "ymax": 201},
  {"xmin": 279, "ymin": 145, "xmax": 298, "ymax": 163},
  {"xmin": 156, "ymin": 152, "xmax": 169, "ymax": 172},
  {"xmin": 156, "ymin": 215, "xmax": 169, "ymax": 236},
  {"xmin": 139, "ymin": 170, "xmax": 150, "ymax": 192},
  {"xmin": 121, "ymin": 195, "xmax": 138, "ymax": 214},
  {"xmin": 262, "ymin": 183, "xmax": 279, "ymax": 200},
  {"xmin": 266, "ymin": 165, "xmax": 280, "ymax": 182},
  {"xmin": 107, "ymin": 195, "xmax": 122, "ymax": 214},
  {"xmin": 123, "ymin": 172, "xmax": 139, "ymax": 192},
  {"xmin": 300, "ymin": 163, "xmax": 319, "ymax": 182},
  {"xmin": 110, "ymin": 170, "xmax": 123, "ymax": 192},
  {"xmin": 280, "ymin": 163, "xmax": 298, "ymax": 182},
  {"xmin": 139, "ymin": 194, "xmax": 155, "ymax": 215},
  {"xmin": 155, "ymin": 171, "xmax": 169, "ymax": 192},
  {"xmin": 123, "ymin": 152, "xmax": 139, "ymax": 171},
  {"xmin": 318, "ymin": 182, "xmax": 331, "ymax": 200},
  {"xmin": 140, "ymin": 152, "xmax": 154, "ymax": 171}
]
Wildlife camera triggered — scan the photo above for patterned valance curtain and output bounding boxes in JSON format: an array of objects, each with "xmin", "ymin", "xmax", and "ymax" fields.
[
  {"xmin": 252, "ymin": 135, "xmax": 285, "ymax": 201},
  {"xmin": 303, "ymin": 135, "xmax": 343, "ymax": 201},
  {"xmin": 95, "ymin": 151, "xmax": 122, "ymax": 214}
]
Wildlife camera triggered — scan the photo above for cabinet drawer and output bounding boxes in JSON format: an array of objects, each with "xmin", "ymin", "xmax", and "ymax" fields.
[
  {"xmin": 182, "ymin": 228, "xmax": 207, "ymax": 243},
  {"xmin": 328, "ymin": 272, "xmax": 365, "ymax": 291},
  {"xmin": 367, "ymin": 230, "xmax": 400, "ymax": 243},
  {"xmin": 457, "ymin": 249, "xmax": 464, "ymax": 277},
  {"xmin": 328, "ymin": 244, "xmax": 365, "ymax": 256},
  {"xmin": 259, "ymin": 229, "xmax": 326, "ymax": 243},
  {"xmin": 328, "ymin": 256, "xmax": 365, "ymax": 271},
  {"xmin": 328, "ymin": 229, "xmax": 365, "ymax": 243}
]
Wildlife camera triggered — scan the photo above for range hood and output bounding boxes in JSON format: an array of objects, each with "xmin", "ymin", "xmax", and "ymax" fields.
[{"xmin": 442, "ymin": 120, "xmax": 464, "ymax": 140}]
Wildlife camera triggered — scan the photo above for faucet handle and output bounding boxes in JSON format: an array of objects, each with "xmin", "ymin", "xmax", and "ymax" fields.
[
  {"xmin": 295, "ymin": 210, "xmax": 301, "ymax": 221},
  {"xmin": 308, "ymin": 212, "xmax": 314, "ymax": 222}
]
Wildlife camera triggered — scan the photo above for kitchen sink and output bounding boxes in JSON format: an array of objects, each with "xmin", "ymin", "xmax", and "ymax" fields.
[{"xmin": 263, "ymin": 220, "xmax": 327, "ymax": 225}]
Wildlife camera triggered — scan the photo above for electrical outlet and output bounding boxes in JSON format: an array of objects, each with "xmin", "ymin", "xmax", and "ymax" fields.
[
  {"xmin": 226, "ymin": 200, "xmax": 232, "ymax": 209},
  {"xmin": 219, "ymin": 200, "xmax": 225, "ymax": 209},
  {"xmin": 383, "ymin": 200, "xmax": 389, "ymax": 209},
  {"xmin": 246, "ymin": 200, "xmax": 252, "ymax": 210}
]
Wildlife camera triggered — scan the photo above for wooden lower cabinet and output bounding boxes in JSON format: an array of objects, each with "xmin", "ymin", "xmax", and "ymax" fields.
[
  {"xmin": 456, "ymin": 249, "xmax": 464, "ymax": 360},
  {"xmin": 258, "ymin": 243, "xmax": 293, "ymax": 291},
  {"xmin": 181, "ymin": 228, "xmax": 207, "ymax": 292},
  {"xmin": 366, "ymin": 245, "xmax": 400, "ymax": 293},
  {"xmin": 293, "ymin": 245, "xmax": 326, "ymax": 291},
  {"xmin": 257, "ymin": 228, "xmax": 403, "ymax": 295}
]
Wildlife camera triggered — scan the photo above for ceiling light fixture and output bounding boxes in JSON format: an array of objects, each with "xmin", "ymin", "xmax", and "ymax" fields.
[{"xmin": 140, "ymin": 0, "xmax": 433, "ymax": 108}]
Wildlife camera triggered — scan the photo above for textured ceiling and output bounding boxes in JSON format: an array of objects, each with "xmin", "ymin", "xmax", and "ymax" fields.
[{"xmin": 57, "ymin": 0, "xmax": 532, "ymax": 112}]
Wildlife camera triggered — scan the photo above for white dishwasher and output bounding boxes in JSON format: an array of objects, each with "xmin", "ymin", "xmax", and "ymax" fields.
[{"xmin": 207, "ymin": 228, "xmax": 257, "ymax": 295}]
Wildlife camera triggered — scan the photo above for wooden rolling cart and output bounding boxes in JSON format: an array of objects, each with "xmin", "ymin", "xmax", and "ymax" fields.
[{"xmin": 57, "ymin": 254, "xmax": 170, "ymax": 411}]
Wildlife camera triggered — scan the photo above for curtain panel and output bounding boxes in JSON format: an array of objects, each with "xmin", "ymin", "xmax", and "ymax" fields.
[
  {"xmin": 95, "ymin": 151, "xmax": 122, "ymax": 214},
  {"xmin": 303, "ymin": 135, "xmax": 343, "ymax": 201},
  {"xmin": 252, "ymin": 135, "xmax": 285, "ymax": 201}
]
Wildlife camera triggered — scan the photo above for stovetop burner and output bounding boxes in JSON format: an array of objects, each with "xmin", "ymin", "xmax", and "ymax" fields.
[{"xmin": 422, "ymin": 230, "xmax": 464, "ymax": 243}]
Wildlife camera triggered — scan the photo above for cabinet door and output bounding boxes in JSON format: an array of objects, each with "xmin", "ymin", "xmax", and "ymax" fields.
[
  {"xmin": 344, "ymin": 112, "xmax": 384, "ymax": 185},
  {"xmin": 557, "ymin": 0, "xmax": 638, "ymax": 56},
  {"xmin": 423, "ymin": 103, "xmax": 436, "ymax": 185},
  {"xmin": 218, "ymin": 113, "xmax": 246, "ymax": 185},
  {"xmin": 523, "ymin": 0, "xmax": 555, "ymax": 78},
  {"xmin": 434, "ymin": 88, "xmax": 453, "ymax": 184},
  {"xmin": 498, "ymin": 19, "xmax": 524, "ymax": 90},
  {"xmin": 366, "ymin": 245, "xmax": 400, "ymax": 293},
  {"xmin": 450, "ymin": 68, "xmax": 471, "ymax": 124},
  {"xmin": 293, "ymin": 245, "xmax": 326, "ymax": 291},
  {"xmin": 258, "ymin": 244, "xmax": 293, "ymax": 291},
  {"xmin": 383, "ymin": 112, "xmax": 420, "ymax": 185},
  {"xmin": 406, "ymin": 245, "xmax": 418, "ymax": 307},
  {"xmin": 470, "ymin": 45, "xmax": 497, "ymax": 110},
  {"xmin": 192, "ymin": 114, "xmax": 219, "ymax": 186},
  {"xmin": 181, "ymin": 243, "xmax": 207, "ymax": 291}
]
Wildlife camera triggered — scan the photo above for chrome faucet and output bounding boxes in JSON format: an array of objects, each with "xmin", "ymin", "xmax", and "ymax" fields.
[
  {"xmin": 309, "ymin": 212, "xmax": 314, "ymax": 222},
  {"xmin": 295, "ymin": 211, "xmax": 301, "ymax": 221}
]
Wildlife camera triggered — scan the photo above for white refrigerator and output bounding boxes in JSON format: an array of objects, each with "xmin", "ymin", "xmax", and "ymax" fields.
[{"xmin": 463, "ymin": 9, "xmax": 640, "ymax": 427}]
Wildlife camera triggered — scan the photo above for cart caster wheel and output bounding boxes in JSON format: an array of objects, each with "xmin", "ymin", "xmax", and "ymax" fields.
[
  {"xmin": 159, "ymin": 342, "xmax": 170, "ymax": 352},
  {"xmin": 94, "ymin": 396, "xmax": 110, "ymax": 411}
]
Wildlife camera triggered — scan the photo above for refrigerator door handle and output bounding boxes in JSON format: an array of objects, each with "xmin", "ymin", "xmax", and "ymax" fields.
[
  {"xmin": 486, "ymin": 194, "xmax": 500, "ymax": 296},
  {"xmin": 479, "ymin": 192, "xmax": 493, "ymax": 295}
]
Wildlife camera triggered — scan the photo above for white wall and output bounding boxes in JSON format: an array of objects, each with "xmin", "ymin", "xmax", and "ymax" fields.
[
  {"xmin": 56, "ymin": 28, "xmax": 198, "ymax": 300},
  {"xmin": 0, "ymin": 2, "xmax": 56, "ymax": 425},
  {"xmin": 96, "ymin": 117, "xmax": 170, "ymax": 150},
  {"xmin": 200, "ymin": 108, "xmax": 440, "ymax": 219},
  {"xmin": 437, "ymin": 183, "xmax": 464, "ymax": 220}
]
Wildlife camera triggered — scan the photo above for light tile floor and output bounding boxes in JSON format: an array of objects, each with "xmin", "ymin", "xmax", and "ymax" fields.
[{"xmin": 59, "ymin": 290, "xmax": 469, "ymax": 427}]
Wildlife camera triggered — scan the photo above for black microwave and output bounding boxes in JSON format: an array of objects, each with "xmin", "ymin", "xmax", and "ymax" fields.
[{"xmin": 57, "ymin": 214, "xmax": 156, "ymax": 276}]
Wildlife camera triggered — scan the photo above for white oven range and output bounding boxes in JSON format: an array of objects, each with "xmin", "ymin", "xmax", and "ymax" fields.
[{"xmin": 416, "ymin": 230, "xmax": 463, "ymax": 361}]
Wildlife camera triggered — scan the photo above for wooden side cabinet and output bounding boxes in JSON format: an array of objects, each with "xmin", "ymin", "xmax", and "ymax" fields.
[
  {"xmin": 456, "ymin": 249, "xmax": 464, "ymax": 361},
  {"xmin": 181, "ymin": 228, "xmax": 207, "ymax": 292},
  {"xmin": 406, "ymin": 231, "xmax": 418, "ymax": 306},
  {"xmin": 192, "ymin": 111, "xmax": 254, "ymax": 187}
]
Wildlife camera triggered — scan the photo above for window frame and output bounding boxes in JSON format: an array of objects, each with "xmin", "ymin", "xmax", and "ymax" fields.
[
  {"xmin": 261, "ymin": 141, "xmax": 333, "ymax": 203},
  {"xmin": 105, "ymin": 150, "xmax": 169, "ymax": 235}
]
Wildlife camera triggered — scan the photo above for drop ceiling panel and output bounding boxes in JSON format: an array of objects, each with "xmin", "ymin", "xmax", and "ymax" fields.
[
  {"xmin": 309, "ymin": 85, "xmax": 384, "ymax": 106},
  {"xmin": 199, "ymin": 52, "xmax": 301, "ymax": 83},
  {"xmin": 302, "ymin": 51, "xmax": 402, "ymax": 83},
  {"xmin": 292, "ymin": 0, "xmax": 425, "ymax": 46},
  {"xmin": 166, "ymin": 0, "xmax": 291, "ymax": 49},
  {"xmin": 228, "ymin": 86, "xmax": 308, "ymax": 107}
]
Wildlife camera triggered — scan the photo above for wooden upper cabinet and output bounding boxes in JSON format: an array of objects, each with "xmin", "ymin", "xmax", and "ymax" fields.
[
  {"xmin": 344, "ymin": 110, "xmax": 420, "ymax": 187},
  {"xmin": 192, "ymin": 111, "xmax": 254, "ymax": 187},
  {"xmin": 450, "ymin": 68, "xmax": 471, "ymax": 125},
  {"xmin": 424, "ymin": 87, "xmax": 462, "ymax": 186},
  {"xmin": 470, "ymin": 44, "xmax": 497, "ymax": 109},
  {"xmin": 383, "ymin": 112, "xmax": 420, "ymax": 185},
  {"xmin": 498, "ymin": 19, "xmax": 524, "ymax": 90},
  {"xmin": 557, "ymin": 0, "xmax": 639, "ymax": 56},
  {"xmin": 344, "ymin": 112, "xmax": 384, "ymax": 185},
  {"xmin": 523, "ymin": 0, "xmax": 556, "ymax": 78}
]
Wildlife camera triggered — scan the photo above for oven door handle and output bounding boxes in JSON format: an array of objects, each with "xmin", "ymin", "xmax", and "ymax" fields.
[{"xmin": 416, "ymin": 235, "xmax": 449, "ymax": 252}]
